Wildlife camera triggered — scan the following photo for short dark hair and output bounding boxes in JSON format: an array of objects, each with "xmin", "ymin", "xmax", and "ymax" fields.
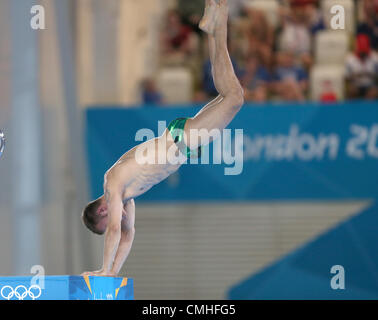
[{"xmin": 82, "ymin": 199, "xmax": 104, "ymax": 235}]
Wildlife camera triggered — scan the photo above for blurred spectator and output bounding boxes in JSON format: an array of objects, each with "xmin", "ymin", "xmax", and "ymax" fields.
[
  {"xmin": 201, "ymin": 50, "xmax": 243, "ymax": 99},
  {"xmin": 357, "ymin": 0, "xmax": 378, "ymax": 51},
  {"xmin": 244, "ymin": 8, "xmax": 274, "ymax": 68},
  {"xmin": 141, "ymin": 79, "xmax": 163, "ymax": 105},
  {"xmin": 241, "ymin": 55, "xmax": 271, "ymax": 103},
  {"xmin": 177, "ymin": 0, "xmax": 204, "ymax": 36},
  {"xmin": 320, "ymin": 80, "xmax": 338, "ymax": 103},
  {"xmin": 160, "ymin": 10, "xmax": 199, "ymax": 64},
  {"xmin": 272, "ymin": 50, "xmax": 308, "ymax": 102},
  {"xmin": 305, "ymin": 0, "xmax": 325, "ymax": 35},
  {"xmin": 202, "ymin": 59, "xmax": 218, "ymax": 98},
  {"xmin": 228, "ymin": 0, "xmax": 248, "ymax": 20},
  {"xmin": 345, "ymin": 34, "xmax": 378, "ymax": 100},
  {"xmin": 277, "ymin": 0, "xmax": 316, "ymax": 68}
]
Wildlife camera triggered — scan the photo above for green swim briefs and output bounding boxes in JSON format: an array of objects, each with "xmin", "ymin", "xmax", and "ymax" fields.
[{"xmin": 167, "ymin": 118, "xmax": 201, "ymax": 159}]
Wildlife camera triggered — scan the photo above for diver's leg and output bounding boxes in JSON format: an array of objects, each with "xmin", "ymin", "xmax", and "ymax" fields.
[{"xmin": 186, "ymin": 0, "xmax": 244, "ymax": 147}]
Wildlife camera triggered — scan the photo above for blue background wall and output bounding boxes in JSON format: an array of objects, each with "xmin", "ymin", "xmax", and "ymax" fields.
[{"xmin": 86, "ymin": 101, "xmax": 378, "ymax": 201}]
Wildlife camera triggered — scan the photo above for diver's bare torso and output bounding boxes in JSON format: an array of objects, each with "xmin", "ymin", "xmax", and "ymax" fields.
[{"xmin": 105, "ymin": 129, "xmax": 183, "ymax": 202}]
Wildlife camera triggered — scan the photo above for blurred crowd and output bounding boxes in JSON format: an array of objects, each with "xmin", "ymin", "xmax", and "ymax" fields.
[{"xmin": 141, "ymin": 0, "xmax": 378, "ymax": 105}]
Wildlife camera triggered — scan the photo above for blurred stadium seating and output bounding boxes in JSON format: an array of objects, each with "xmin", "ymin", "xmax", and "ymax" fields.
[
  {"xmin": 147, "ymin": 0, "xmax": 376, "ymax": 104},
  {"xmin": 157, "ymin": 67, "xmax": 193, "ymax": 104},
  {"xmin": 315, "ymin": 30, "xmax": 349, "ymax": 65},
  {"xmin": 310, "ymin": 64, "xmax": 345, "ymax": 101}
]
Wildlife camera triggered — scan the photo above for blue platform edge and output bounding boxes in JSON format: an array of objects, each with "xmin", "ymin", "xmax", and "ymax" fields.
[{"xmin": 0, "ymin": 276, "xmax": 134, "ymax": 300}]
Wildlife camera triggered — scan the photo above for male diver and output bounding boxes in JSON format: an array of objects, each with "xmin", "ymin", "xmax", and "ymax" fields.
[{"xmin": 82, "ymin": 0, "xmax": 244, "ymax": 276}]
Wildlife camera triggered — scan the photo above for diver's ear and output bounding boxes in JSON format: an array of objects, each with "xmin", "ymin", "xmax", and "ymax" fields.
[{"xmin": 97, "ymin": 202, "xmax": 108, "ymax": 217}]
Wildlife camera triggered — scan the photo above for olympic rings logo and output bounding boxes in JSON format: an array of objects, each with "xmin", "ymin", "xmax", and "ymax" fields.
[{"xmin": 0, "ymin": 285, "xmax": 42, "ymax": 300}]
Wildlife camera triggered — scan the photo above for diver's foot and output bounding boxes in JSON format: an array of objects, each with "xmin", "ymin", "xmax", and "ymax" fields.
[{"xmin": 199, "ymin": 0, "xmax": 218, "ymax": 36}]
